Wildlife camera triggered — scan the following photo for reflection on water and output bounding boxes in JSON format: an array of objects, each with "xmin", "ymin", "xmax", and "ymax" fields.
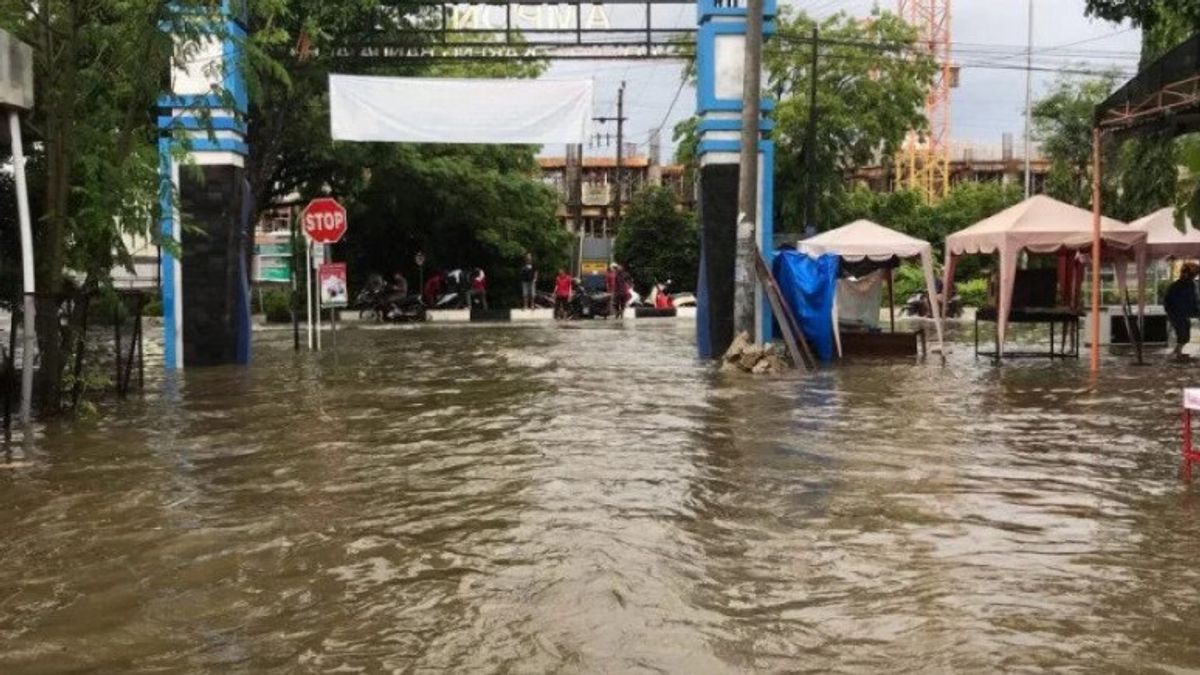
[{"xmin": 2, "ymin": 321, "xmax": 1200, "ymax": 672}]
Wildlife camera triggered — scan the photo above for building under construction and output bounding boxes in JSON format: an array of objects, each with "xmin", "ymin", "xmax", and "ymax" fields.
[
  {"xmin": 894, "ymin": 0, "xmax": 954, "ymax": 202},
  {"xmin": 537, "ymin": 152, "xmax": 694, "ymax": 273},
  {"xmin": 855, "ymin": 135, "xmax": 1050, "ymax": 194}
]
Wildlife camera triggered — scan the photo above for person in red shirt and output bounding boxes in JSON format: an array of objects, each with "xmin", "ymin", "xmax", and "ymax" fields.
[
  {"xmin": 423, "ymin": 271, "xmax": 442, "ymax": 307},
  {"xmin": 554, "ymin": 268, "xmax": 573, "ymax": 319},
  {"xmin": 605, "ymin": 264, "xmax": 619, "ymax": 316},
  {"xmin": 654, "ymin": 281, "xmax": 675, "ymax": 310},
  {"xmin": 469, "ymin": 268, "xmax": 488, "ymax": 310}
]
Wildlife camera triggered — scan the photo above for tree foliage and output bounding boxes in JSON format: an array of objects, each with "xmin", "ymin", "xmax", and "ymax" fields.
[
  {"xmin": 1031, "ymin": 77, "xmax": 1123, "ymax": 210},
  {"xmin": 0, "ymin": 0, "xmax": 217, "ymax": 412},
  {"xmin": 338, "ymin": 145, "xmax": 570, "ymax": 306},
  {"xmin": 614, "ymin": 186, "xmax": 698, "ymax": 293},
  {"xmin": 766, "ymin": 8, "xmax": 935, "ymax": 230},
  {"xmin": 1085, "ymin": 1, "xmax": 1200, "ymax": 41}
]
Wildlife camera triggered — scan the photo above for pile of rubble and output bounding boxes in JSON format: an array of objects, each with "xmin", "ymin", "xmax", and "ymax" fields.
[{"xmin": 721, "ymin": 332, "xmax": 791, "ymax": 375}]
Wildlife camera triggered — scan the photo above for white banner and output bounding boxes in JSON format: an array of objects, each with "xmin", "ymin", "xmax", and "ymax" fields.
[{"xmin": 329, "ymin": 75, "xmax": 593, "ymax": 145}]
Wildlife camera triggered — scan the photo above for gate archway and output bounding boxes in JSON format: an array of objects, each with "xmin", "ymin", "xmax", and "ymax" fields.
[{"xmin": 156, "ymin": 0, "xmax": 776, "ymax": 369}]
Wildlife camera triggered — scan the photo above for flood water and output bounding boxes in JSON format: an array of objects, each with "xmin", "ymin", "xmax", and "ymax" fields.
[{"xmin": 2, "ymin": 319, "xmax": 1200, "ymax": 672}]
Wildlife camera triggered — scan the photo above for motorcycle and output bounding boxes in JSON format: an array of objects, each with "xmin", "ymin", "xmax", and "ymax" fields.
[
  {"xmin": 354, "ymin": 274, "xmax": 427, "ymax": 323},
  {"xmin": 566, "ymin": 279, "xmax": 613, "ymax": 320},
  {"xmin": 533, "ymin": 290, "xmax": 556, "ymax": 309},
  {"xmin": 902, "ymin": 291, "xmax": 962, "ymax": 319}
]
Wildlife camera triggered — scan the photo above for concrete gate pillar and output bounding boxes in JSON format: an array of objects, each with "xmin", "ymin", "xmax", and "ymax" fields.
[
  {"xmin": 157, "ymin": 0, "xmax": 252, "ymax": 369},
  {"xmin": 694, "ymin": 0, "xmax": 777, "ymax": 358}
]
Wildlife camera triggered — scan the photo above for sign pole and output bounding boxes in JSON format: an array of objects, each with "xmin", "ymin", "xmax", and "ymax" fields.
[
  {"xmin": 315, "ymin": 247, "xmax": 323, "ymax": 352},
  {"xmin": 305, "ymin": 241, "xmax": 314, "ymax": 350},
  {"xmin": 290, "ymin": 212, "xmax": 300, "ymax": 351},
  {"xmin": 9, "ymin": 110, "xmax": 35, "ymax": 424},
  {"xmin": 330, "ymin": 307, "xmax": 339, "ymax": 359}
]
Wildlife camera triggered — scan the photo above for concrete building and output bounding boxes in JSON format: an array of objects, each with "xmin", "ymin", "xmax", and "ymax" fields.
[
  {"xmin": 537, "ymin": 152, "xmax": 694, "ymax": 273},
  {"xmin": 850, "ymin": 136, "xmax": 1052, "ymax": 194}
]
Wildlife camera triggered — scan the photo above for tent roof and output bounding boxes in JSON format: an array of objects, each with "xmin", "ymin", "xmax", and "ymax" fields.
[
  {"xmin": 1131, "ymin": 207, "xmax": 1200, "ymax": 257},
  {"xmin": 798, "ymin": 219, "xmax": 931, "ymax": 261},
  {"xmin": 945, "ymin": 194, "xmax": 1144, "ymax": 256}
]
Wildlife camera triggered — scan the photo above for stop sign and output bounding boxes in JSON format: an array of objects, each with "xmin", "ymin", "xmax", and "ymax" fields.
[{"xmin": 301, "ymin": 197, "xmax": 348, "ymax": 244}]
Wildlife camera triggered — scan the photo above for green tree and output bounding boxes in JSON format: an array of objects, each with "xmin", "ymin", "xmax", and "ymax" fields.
[
  {"xmin": 766, "ymin": 8, "xmax": 936, "ymax": 230},
  {"xmin": 243, "ymin": 0, "xmax": 429, "ymax": 211},
  {"xmin": 1085, "ymin": 2, "xmax": 1197, "ymax": 222},
  {"xmin": 243, "ymin": 1, "xmax": 565, "ymax": 308},
  {"xmin": 1085, "ymin": 1, "xmax": 1200, "ymax": 41},
  {"xmin": 0, "ymin": 0, "xmax": 216, "ymax": 413},
  {"xmin": 338, "ymin": 145, "xmax": 570, "ymax": 307},
  {"xmin": 614, "ymin": 186, "xmax": 698, "ymax": 293},
  {"xmin": 1031, "ymin": 77, "xmax": 1122, "ymax": 210}
]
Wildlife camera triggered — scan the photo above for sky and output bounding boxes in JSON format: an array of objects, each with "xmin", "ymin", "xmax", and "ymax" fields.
[{"xmin": 540, "ymin": 0, "xmax": 1143, "ymax": 161}]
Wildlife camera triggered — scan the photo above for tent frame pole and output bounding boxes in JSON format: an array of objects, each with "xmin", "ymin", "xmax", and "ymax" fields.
[
  {"xmin": 1090, "ymin": 127, "xmax": 1103, "ymax": 375},
  {"xmin": 887, "ymin": 265, "xmax": 895, "ymax": 333}
]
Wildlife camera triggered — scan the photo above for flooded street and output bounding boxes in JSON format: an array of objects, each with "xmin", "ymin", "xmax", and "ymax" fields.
[{"xmin": 3, "ymin": 320, "xmax": 1200, "ymax": 672}]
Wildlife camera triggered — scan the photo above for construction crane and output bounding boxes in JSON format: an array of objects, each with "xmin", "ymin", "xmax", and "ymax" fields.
[{"xmin": 895, "ymin": 0, "xmax": 954, "ymax": 202}]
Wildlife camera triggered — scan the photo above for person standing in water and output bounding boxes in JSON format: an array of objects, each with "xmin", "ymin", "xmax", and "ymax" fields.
[
  {"xmin": 1164, "ymin": 263, "xmax": 1200, "ymax": 360},
  {"xmin": 520, "ymin": 253, "xmax": 537, "ymax": 310},
  {"xmin": 554, "ymin": 268, "xmax": 573, "ymax": 319}
]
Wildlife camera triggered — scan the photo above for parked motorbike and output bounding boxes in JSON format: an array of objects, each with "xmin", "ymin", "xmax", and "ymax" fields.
[
  {"xmin": 534, "ymin": 290, "xmax": 556, "ymax": 309},
  {"xmin": 902, "ymin": 291, "xmax": 962, "ymax": 319},
  {"xmin": 354, "ymin": 274, "xmax": 428, "ymax": 323},
  {"xmin": 567, "ymin": 279, "xmax": 612, "ymax": 320}
]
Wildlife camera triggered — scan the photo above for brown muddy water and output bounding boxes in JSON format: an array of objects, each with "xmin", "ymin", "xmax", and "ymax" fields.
[{"xmin": 2, "ymin": 319, "xmax": 1200, "ymax": 672}]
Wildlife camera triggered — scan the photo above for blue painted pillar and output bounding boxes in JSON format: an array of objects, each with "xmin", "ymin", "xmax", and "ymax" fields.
[
  {"xmin": 157, "ymin": 0, "xmax": 251, "ymax": 370},
  {"xmin": 694, "ymin": 0, "xmax": 777, "ymax": 357}
]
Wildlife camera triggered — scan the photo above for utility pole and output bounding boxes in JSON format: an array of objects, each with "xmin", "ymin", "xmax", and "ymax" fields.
[
  {"xmin": 613, "ymin": 80, "xmax": 626, "ymax": 262},
  {"xmin": 804, "ymin": 27, "xmax": 819, "ymax": 237},
  {"xmin": 734, "ymin": 0, "xmax": 764, "ymax": 340},
  {"xmin": 593, "ymin": 82, "xmax": 627, "ymax": 263},
  {"xmin": 1023, "ymin": 0, "xmax": 1034, "ymax": 198},
  {"xmin": 570, "ymin": 143, "xmax": 584, "ymax": 268}
]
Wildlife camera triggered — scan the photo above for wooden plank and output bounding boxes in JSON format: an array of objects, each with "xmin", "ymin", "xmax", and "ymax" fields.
[{"xmin": 753, "ymin": 251, "xmax": 816, "ymax": 370}]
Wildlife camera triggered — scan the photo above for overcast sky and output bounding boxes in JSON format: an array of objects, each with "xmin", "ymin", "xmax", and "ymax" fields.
[{"xmin": 541, "ymin": 0, "xmax": 1143, "ymax": 160}]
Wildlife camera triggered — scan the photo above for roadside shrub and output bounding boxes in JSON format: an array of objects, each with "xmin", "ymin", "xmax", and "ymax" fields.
[
  {"xmin": 956, "ymin": 278, "xmax": 988, "ymax": 307},
  {"xmin": 262, "ymin": 289, "xmax": 293, "ymax": 323},
  {"xmin": 889, "ymin": 263, "xmax": 925, "ymax": 303}
]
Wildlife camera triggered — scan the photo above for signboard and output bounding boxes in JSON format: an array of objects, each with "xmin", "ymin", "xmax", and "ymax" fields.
[
  {"xmin": 334, "ymin": 43, "xmax": 688, "ymax": 61},
  {"xmin": 301, "ymin": 198, "xmax": 348, "ymax": 244},
  {"xmin": 319, "ymin": 263, "xmax": 349, "ymax": 308},
  {"xmin": 254, "ymin": 235, "xmax": 293, "ymax": 283},
  {"xmin": 582, "ymin": 182, "xmax": 612, "ymax": 206},
  {"xmin": 1185, "ymin": 388, "xmax": 1200, "ymax": 412},
  {"xmin": 256, "ymin": 258, "xmax": 292, "ymax": 283},
  {"xmin": 336, "ymin": 1, "xmax": 695, "ymax": 62},
  {"xmin": 0, "ymin": 30, "xmax": 33, "ymax": 110},
  {"xmin": 581, "ymin": 260, "xmax": 608, "ymax": 275}
]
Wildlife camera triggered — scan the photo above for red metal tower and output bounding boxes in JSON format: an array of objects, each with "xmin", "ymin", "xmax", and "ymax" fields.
[{"xmin": 896, "ymin": 0, "xmax": 953, "ymax": 202}]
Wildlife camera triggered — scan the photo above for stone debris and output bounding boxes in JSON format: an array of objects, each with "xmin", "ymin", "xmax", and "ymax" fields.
[{"xmin": 722, "ymin": 331, "xmax": 792, "ymax": 375}]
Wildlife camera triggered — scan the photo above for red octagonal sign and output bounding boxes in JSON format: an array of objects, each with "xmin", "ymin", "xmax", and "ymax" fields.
[{"xmin": 301, "ymin": 197, "xmax": 348, "ymax": 245}]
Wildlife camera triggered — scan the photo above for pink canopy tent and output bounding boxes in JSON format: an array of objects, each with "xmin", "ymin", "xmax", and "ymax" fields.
[
  {"xmin": 943, "ymin": 195, "xmax": 1148, "ymax": 355},
  {"xmin": 1130, "ymin": 208, "xmax": 1200, "ymax": 259}
]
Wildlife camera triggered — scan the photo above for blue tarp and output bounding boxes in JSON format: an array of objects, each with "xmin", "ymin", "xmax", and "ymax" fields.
[{"xmin": 772, "ymin": 251, "xmax": 840, "ymax": 363}]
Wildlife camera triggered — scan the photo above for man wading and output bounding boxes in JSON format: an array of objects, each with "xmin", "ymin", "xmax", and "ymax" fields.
[{"xmin": 1164, "ymin": 263, "xmax": 1200, "ymax": 360}]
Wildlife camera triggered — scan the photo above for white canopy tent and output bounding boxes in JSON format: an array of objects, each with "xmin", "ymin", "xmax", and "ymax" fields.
[
  {"xmin": 1130, "ymin": 207, "xmax": 1200, "ymax": 259},
  {"xmin": 798, "ymin": 219, "xmax": 945, "ymax": 355},
  {"xmin": 943, "ymin": 195, "xmax": 1148, "ymax": 355}
]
